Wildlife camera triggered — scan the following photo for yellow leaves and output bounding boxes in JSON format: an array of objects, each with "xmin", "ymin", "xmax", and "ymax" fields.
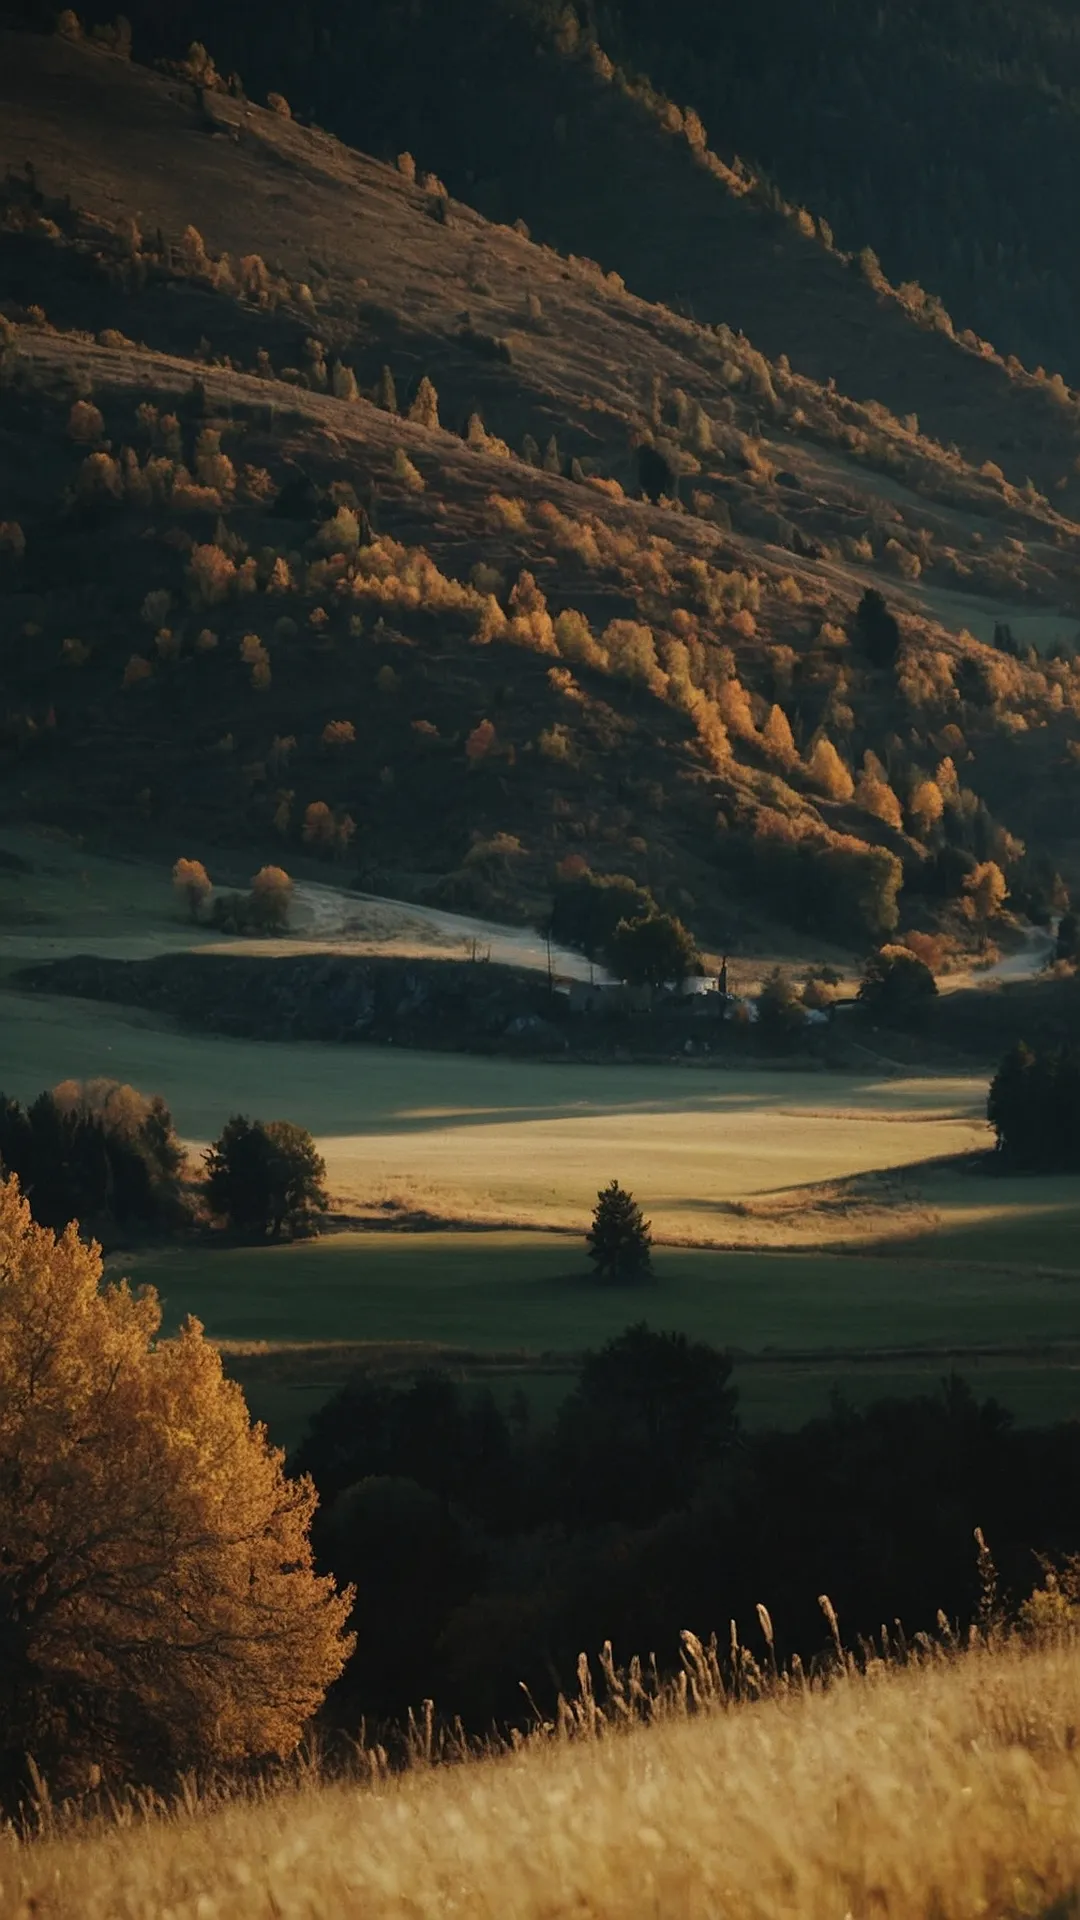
[
  {"xmin": 805, "ymin": 736, "xmax": 855, "ymax": 803},
  {"xmin": 761, "ymin": 704, "xmax": 798, "ymax": 770},
  {"xmin": 0, "ymin": 1175, "xmax": 356, "ymax": 1774},
  {"xmin": 908, "ymin": 778, "xmax": 945, "ymax": 839}
]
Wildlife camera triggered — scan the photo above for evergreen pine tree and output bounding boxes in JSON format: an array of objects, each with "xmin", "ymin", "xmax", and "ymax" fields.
[{"xmin": 586, "ymin": 1179, "xmax": 653, "ymax": 1284}]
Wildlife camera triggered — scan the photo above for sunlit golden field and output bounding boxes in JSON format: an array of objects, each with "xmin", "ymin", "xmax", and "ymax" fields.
[
  {"xmin": 7, "ymin": 1642, "xmax": 1080, "ymax": 1919},
  {"xmin": 0, "ymin": 985, "xmax": 989, "ymax": 1242}
]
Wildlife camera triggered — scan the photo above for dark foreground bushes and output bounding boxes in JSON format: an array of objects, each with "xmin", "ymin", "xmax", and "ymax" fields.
[{"xmin": 293, "ymin": 1326, "xmax": 1080, "ymax": 1734}]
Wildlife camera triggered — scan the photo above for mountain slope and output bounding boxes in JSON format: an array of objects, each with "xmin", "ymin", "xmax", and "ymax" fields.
[
  {"xmin": 2, "ymin": 26, "xmax": 1080, "ymax": 953},
  {"xmin": 30, "ymin": 0, "xmax": 1080, "ymax": 505}
]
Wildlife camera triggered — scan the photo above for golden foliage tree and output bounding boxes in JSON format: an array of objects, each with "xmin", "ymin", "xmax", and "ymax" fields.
[
  {"xmin": 908, "ymin": 778, "xmax": 945, "ymax": 840},
  {"xmin": 805, "ymin": 735, "xmax": 855, "ymax": 802},
  {"xmin": 854, "ymin": 752, "xmax": 903, "ymax": 830},
  {"xmin": 407, "ymin": 376, "xmax": 440, "ymax": 431},
  {"xmin": 761, "ymin": 703, "xmax": 798, "ymax": 770},
  {"xmin": 0, "ymin": 1178, "xmax": 352, "ymax": 1791},
  {"xmin": 964, "ymin": 860, "xmax": 1009, "ymax": 920},
  {"xmin": 172, "ymin": 856, "xmax": 211, "ymax": 920}
]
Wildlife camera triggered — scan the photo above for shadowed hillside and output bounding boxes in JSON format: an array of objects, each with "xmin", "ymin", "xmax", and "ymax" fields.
[
  {"xmin": 21, "ymin": 0, "xmax": 1080, "ymax": 505},
  {"xmin": 2, "ymin": 23, "xmax": 1080, "ymax": 952}
]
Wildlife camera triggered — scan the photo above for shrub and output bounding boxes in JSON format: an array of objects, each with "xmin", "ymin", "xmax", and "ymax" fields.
[
  {"xmin": 0, "ymin": 1176, "xmax": 351, "ymax": 1790},
  {"xmin": 0, "ymin": 522, "xmax": 26, "ymax": 558},
  {"xmin": 172, "ymin": 856, "xmax": 211, "ymax": 921},
  {"xmin": 322, "ymin": 719, "xmax": 356, "ymax": 751},
  {"xmin": 586, "ymin": 1180, "xmax": 652, "ymax": 1285},
  {"xmin": 267, "ymin": 90, "xmax": 292, "ymax": 117},
  {"xmin": 204, "ymin": 1115, "xmax": 329, "ymax": 1239}
]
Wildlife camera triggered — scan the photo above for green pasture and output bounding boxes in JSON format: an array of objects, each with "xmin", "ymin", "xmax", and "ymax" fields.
[
  {"xmin": 120, "ymin": 1223, "xmax": 1080, "ymax": 1446},
  {"xmin": 128, "ymin": 1229, "xmax": 1080, "ymax": 1355}
]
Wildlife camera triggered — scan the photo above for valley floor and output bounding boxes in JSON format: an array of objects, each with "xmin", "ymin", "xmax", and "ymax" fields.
[{"xmin": 4, "ymin": 832, "xmax": 1080, "ymax": 1439}]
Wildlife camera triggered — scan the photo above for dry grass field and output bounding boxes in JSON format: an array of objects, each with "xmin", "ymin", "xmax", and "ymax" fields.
[{"xmin": 5, "ymin": 1640, "xmax": 1080, "ymax": 1919}]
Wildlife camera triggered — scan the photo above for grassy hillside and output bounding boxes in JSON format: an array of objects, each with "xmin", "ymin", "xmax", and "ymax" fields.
[
  {"xmin": 34, "ymin": 0, "xmax": 1080, "ymax": 493},
  {"xmin": 7, "ymin": 1640, "xmax": 1080, "ymax": 1917},
  {"xmin": 3, "ymin": 26, "xmax": 1080, "ymax": 950}
]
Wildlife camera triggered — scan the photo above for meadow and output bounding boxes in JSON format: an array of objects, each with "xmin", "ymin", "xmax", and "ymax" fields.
[
  {"xmin": 121, "ymin": 1222, "xmax": 1080, "ymax": 1443},
  {"xmin": 0, "ymin": 985, "xmax": 988, "ymax": 1240},
  {"xmin": 5, "ymin": 835, "xmax": 1079, "ymax": 1440},
  {"xmin": 7, "ymin": 1639, "xmax": 1080, "ymax": 1919}
]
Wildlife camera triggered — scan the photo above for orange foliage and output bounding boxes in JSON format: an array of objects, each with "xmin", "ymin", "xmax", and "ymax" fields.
[{"xmin": 0, "ymin": 1176, "xmax": 352, "ymax": 1780}]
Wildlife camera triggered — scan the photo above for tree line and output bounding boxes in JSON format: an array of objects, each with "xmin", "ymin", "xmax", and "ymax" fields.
[{"xmin": 0, "ymin": 1078, "xmax": 329, "ymax": 1242}]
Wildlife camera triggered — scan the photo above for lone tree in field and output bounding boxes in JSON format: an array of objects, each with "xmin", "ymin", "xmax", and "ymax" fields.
[
  {"xmin": 587, "ymin": 1179, "xmax": 653, "ymax": 1285},
  {"xmin": 172, "ymin": 855, "xmax": 211, "ymax": 921},
  {"xmin": 0, "ymin": 1175, "xmax": 352, "ymax": 1796},
  {"xmin": 205, "ymin": 1115, "xmax": 329, "ymax": 1239}
]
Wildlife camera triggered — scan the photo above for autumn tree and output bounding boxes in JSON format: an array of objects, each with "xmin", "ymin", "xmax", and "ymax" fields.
[
  {"xmin": 805, "ymin": 734, "xmax": 855, "ymax": 802},
  {"xmin": 965, "ymin": 860, "xmax": 1009, "ymax": 920},
  {"xmin": 205, "ymin": 1115, "xmax": 329, "ymax": 1240},
  {"xmin": 0, "ymin": 1176, "xmax": 352, "ymax": 1795},
  {"xmin": 586, "ymin": 1179, "xmax": 653, "ymax": 1285},
  {"xmin": 172, "ymin": 856, "xmax": 211, "ymax": 921},
  {"xmin": 761, "ymin": 703, "xmax": 797, "ymax": 769},
  {"xmin": 407, "ymin": 375, "xmax": 439, "ymax": 430},
  {"xmin": 249, "ymin": 864, "xmax": 293, "ymax": 930},
  {"xmin": 854, "ymin": 752, "xmax": 903, "ymax": 830}
]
